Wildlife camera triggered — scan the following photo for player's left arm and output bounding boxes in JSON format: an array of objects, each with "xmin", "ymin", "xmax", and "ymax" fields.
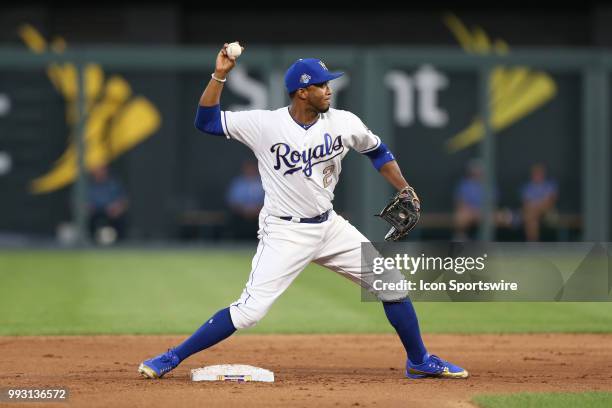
[
  {"xmin": 361, "ymin": 142, "xmax": 411, "ymax": 189},
  {"xmin": 346, "ymin": 111, "xmax": 418, "ymax": 195},
  {"xmin": 379, "ymin": 160, "xmax": 410, "ymax": 192}
]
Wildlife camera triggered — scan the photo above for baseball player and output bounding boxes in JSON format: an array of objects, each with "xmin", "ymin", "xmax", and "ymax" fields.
[{"xmin": 138, "ymin": 43, "xmax": 468, "ymax": 380}]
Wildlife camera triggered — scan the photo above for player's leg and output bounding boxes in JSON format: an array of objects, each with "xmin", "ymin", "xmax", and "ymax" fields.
[
  {"xmin": 312, "ymin": 212, "xmax": 427, "ymax": 363},
  {"xmin": 138, "ymin": 307, "xmax": 235, "ymax": 379},
  {"xmin": 170, "ymin": 234, "xmax": 303, "ymax": 366},
  {"xmin": 227, "ymin": 223, "xmax": 316, "ymax": 330},
  {"xmin": 313, "ymin": 211, "xmax": 468, "ymax": 379},
  {"xmin": 139, "ymin": 217, "xmax": 318, "ymax": 378}
]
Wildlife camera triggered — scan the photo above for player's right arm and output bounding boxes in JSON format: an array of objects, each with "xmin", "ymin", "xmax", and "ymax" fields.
[
  {"xmin": 194, "ymin": 43, "xmax": 261, "ymax": 149},
  {"xmin": 194, "ymin": 43, "xmax": 242, "ymax": 136},
  {"xmin": 199, "ymin": 43, "xmax": 240, "ymax": 107}
]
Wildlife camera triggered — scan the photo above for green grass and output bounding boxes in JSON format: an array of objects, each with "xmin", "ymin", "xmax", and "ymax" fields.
[
  {"xmin": 1, "ymin": 250, "xmax": 612, "ymax": 335},
  {"xmin": 473, "ymin": 392, "xmax": 612, "ymax": 408}
]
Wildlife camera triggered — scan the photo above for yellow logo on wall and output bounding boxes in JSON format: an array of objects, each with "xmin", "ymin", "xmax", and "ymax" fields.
[
  {"xmin": 18, "ymin": 24, "xmax": 161, "ymax": 194},
  {"xmin": 443, "ymin": 14, "xmax": 557, "ymax": 152}
]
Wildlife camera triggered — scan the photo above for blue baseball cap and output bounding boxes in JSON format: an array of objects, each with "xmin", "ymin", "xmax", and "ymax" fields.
[{"xmin": 284, "ymin": 58, "xmax": 344, "ymax": 93}]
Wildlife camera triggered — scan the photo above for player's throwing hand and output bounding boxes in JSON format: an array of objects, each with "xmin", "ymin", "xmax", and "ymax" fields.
[{"xmin": 215, "ymin": 42, "xmax": 244, "ymax": 78}]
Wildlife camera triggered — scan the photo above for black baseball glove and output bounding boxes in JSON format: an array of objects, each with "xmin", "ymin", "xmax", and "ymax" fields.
[{"xmin": 376, "ymin": 186, "xmax": 421, "ymax": 241}]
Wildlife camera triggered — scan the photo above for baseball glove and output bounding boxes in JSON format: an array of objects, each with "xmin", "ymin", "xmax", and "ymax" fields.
[{"xmin": 376, "ymin": 186, "xmax": 421, "ymax": 241}]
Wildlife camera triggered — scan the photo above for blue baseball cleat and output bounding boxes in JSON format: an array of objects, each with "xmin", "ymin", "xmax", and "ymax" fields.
[
  {"xmin": 406, "ymin": 354, "xmax": 469, "ymax": 379},
  {"xmin": 138, "ymin": 349, "xmax": 180, "ymax": 379}
]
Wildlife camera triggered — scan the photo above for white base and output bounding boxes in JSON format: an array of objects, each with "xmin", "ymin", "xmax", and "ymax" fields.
[{"xmin": 191, "ymin": 364, "xmax": 274, "ymax": 383}]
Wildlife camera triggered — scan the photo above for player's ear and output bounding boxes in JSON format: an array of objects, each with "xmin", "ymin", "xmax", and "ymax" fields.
[{"xmin": 296, "ymin": 88, "xmax": 308, "ymax": 100}]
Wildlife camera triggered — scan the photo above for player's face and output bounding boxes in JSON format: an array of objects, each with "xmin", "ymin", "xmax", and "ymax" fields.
[{"xmin": 307, "ymin": 82, "xmax": 332, "ymax": 113}]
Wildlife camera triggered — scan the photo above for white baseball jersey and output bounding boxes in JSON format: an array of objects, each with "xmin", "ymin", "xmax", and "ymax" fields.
[
  {"xmin": 220, "ymin": 106, "xmax": 381, "ymax": 218},
  {"xmin": 218, "ymin": 105, "xmax": 407, "ymax": 330}
]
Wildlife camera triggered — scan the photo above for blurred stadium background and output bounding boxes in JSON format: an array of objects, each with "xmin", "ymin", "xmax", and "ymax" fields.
[
  {"xmin": 0, "ymin": 5, "xmax": 609, "ymax": 246},
  {"xmin": 0, "ymin": 5, "xmax": 611, "ymax": 407},
  {"xmin": 1, "ymin": 3, "xmax": 611, "ymax": 325}
]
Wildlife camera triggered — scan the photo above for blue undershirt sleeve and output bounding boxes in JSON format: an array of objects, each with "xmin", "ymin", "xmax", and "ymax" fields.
[
  {"xmin": 364, "ymin": 142, "xmax": 396, "ymax": 171},
  {"xmin": 194, "ymin": 104, "xmax": 225, "ymax": 137}
]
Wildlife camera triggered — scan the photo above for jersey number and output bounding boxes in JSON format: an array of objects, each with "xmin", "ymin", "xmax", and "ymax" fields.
[{"xmin": 323, "ymin": 165, "xmax": 335, "ymax": 188}]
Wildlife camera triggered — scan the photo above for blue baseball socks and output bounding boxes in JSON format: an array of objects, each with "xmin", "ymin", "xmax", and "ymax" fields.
[
  {"xmin": 172, "ymin": 303, "xmax": 426, "ymax": 365},
  {"xmin": 383, "ymin": 300, "xmax": 427, "ymax": 364},
  {"xmin": 173, "ymin": 307, "xmax": 236, "ymax": 362}
]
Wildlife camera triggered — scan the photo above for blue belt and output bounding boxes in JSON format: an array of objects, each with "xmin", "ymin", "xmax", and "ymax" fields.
[{"xmin": 279, "ymin": 210, "xmax": 330, "ymax": 224}]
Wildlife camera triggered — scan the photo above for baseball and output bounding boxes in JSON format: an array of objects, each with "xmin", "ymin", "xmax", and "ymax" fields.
[{"xmin": 226, "ymin": 42, "xmax": 242, "ymax": 58}]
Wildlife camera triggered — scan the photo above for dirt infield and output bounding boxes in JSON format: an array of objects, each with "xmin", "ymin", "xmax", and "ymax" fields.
[{"xmin": 1, "ymin": 334, "xmax": 611, "ymax": 408}]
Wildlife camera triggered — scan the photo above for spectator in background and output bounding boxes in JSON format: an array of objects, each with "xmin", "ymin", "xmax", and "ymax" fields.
[
  {"xmin": 453, "ymin": 160, "xmax": 510, "ymax": 241},
  {"xmin": 226, "ymin": 160, "xmax": 265, "ymax": 240},
  {"xmin": 522, "ymin": 163, "xmax": 558, "ymax": 241},
  {"xmin": 87, "ymin": 165, "xmax": 129, "ymax": 244},
  {"xmin": 453, "ymin": 160, "xmax": 484, "ymax": 241}
]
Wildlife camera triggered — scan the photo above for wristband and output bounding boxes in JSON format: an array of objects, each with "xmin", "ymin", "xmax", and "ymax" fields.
[{"xmin": 211, "ymin": 73, "xmax": 227, "ymax": 83}]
